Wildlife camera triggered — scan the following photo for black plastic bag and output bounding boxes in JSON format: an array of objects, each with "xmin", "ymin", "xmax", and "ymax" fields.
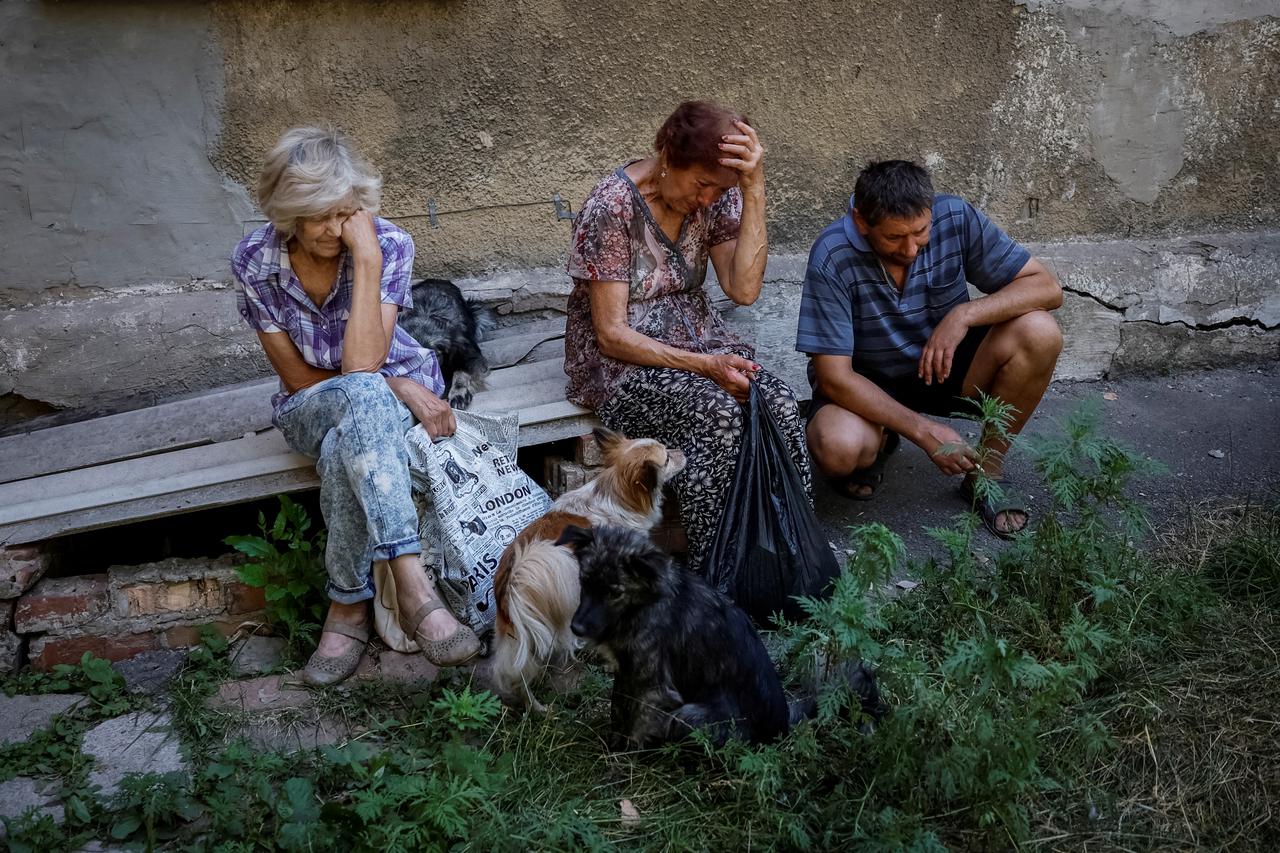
[{"xmin": 704, "ymin": 382, "xmax": 841, "ymax": 624}]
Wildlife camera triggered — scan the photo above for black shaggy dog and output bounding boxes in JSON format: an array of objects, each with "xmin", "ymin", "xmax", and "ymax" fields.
[
  {"xmin": 557, "ymin": 524, "xmax": 790, "ymax": 748},
  {"xmin": 398, "ymin": 278, "xmax": 495, "ymax": 409}
]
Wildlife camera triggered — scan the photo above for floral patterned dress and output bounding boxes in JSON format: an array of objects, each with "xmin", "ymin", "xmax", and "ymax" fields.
[{"xmin": 563, "ymin": 165, "xmax": 811, "ymax": 574}]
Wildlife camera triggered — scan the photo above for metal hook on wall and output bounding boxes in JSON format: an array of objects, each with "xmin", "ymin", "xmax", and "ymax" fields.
[{"xmin": 552, "ymin": 193, "xmax": 574, "ymax": 221}]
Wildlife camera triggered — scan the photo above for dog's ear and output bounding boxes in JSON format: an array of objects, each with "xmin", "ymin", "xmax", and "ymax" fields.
[
  {"xmin": 554, "ymin": 524, "xmax": 593, "ymax": 550},
  {"xmin": 635, "ymin": 459, "xmax": 660, "ymax": 495},
  {"xmin": 623, "ymin": 540, "xmax": 668, "ymax": 583},
  {"xmin": 592, "ymin": 426, "xmax": 624, "ymax": 462}
]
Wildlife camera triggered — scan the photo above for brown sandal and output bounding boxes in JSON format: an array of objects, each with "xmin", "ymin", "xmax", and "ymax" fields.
[
  {"xmin": 403, "ymin": 598, "xmax": 482, "ymax": 667},
  {"xmin": 302, "ymin": 620, "xmax": 370, "ymax": 686}
]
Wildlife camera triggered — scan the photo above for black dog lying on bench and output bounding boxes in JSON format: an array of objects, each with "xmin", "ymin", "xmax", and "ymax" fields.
[{"xmin": 400, "ymin": 278, "xmax": 495, "ymax": 409}]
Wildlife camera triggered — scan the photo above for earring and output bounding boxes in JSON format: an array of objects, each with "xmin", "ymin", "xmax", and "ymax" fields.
[{"xmin": 660, "ymin": 168, "xmax": 667, "ymax": 178}]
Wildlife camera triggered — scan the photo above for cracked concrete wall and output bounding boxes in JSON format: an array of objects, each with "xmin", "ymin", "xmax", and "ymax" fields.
[{"xmin": 1, "ymin": 0, "xmax": 1278, "ymax": 418}]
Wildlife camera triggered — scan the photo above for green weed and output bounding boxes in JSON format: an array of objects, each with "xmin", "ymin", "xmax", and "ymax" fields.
[
  {"xmin": 0, "ymin": 653, "xmax": 132, "ymax": 785},
  {"xmin": 224, "ymin": 495, "xmax": 328, "ymax": 660}
]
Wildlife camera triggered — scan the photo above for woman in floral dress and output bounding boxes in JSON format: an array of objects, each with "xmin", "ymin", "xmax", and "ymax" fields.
[{"xmin": 563, "ymin": 101, "xmax": 811, "ymax": 574}]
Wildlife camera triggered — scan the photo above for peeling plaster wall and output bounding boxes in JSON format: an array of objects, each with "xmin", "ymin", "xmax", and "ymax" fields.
[{"xmin": 1, "ymin": 0, "xmax": 1278, "ymax": 416}]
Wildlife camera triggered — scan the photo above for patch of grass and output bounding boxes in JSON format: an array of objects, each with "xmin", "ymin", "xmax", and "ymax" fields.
[
  {"xmin": 3, "ymin": 651, "xmax": 131, "ymax": 715},
  {"xmin": 1169, "ymin": 501, "xmax": 1280, "ymax": 605},
  {"xmin": 1056, "ymin": 595, "xmax": 1280, "ymax": 849},
  {"xmin": 0, "ymin": 653, "xmax": 134, "ymax": 787},
  {"xmin": 168, "ymin": 626, "xmax": 236, "ymax": 749}
]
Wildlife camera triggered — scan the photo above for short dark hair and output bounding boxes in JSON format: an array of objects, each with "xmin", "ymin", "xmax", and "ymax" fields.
[
  {"xmin": 654, "ymin": 101, "xmax": 749, "ymax": 172},
  {"xmin": 853, "ymin": 160, "xmax": 934, "ymax": 226}
]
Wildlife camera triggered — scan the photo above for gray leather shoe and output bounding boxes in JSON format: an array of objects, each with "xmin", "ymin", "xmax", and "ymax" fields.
[
  {"xmin": 302, "ymin": 620, "xmax": 370, "ymax": 686},
  {"xmin": 403, "ymin": 598, "xmax": 482, "ymax": 667}
]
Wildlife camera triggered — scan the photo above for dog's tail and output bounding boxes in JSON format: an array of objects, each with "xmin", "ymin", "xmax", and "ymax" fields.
[
  {"xmin": 468, "ymin": 301, "xmax": 497, "ymax": 341},
  {"xmin": 490, "ymin": 539, "xmax": 580, "ymax": 705}
]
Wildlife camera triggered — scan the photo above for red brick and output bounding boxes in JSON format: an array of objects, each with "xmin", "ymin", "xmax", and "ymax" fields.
[
  {"xmin": 29, "ymin": 631, "xmax": 157, "ymax": 670},
  {"xmin": 0, "ymin": 601, "xmax": 19, "ymax": 672},
  {"xmin": 0, "ymin": 544, "xmax": 53, "ymax": 598},
  {"xmin": 561, "ymin": 461, "xmax": 592, "ymax": 492},
  {"xmin": 227, "ymin": 582, "xmax": 266, "ymax": 615},
  {"xmin": 0, "ymin": 626, "xmax": 24, "ymax": 673},
  {"xmin": 207, "ymin": 674, "xmax": 315, "ymax": 712},
  {"xmin": 574, "ymin": 433, "xmax": 605, "ymax": 467},
  {"xmin": 14, "ymin": 575, "xmax": 110, "ymax": 632},
  {"xmin": 161, "ymin": 618, "xmax": 250, "ymax": 650},
  {"xmin": 118, "ymin": 577, "xmax": 226, "ymax": 618},
  {"xmin": 650, "ymin": 519, "xmax": 688, "ymax": 557},
  {"xmin": 543, "ymin": 455, "xmax": 565, "ymax": 496}
]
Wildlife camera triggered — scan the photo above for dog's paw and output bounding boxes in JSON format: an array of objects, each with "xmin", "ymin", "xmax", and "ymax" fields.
[{"xmin": 448, "ymin": 371, "xmax": 481, "ymax": 410}]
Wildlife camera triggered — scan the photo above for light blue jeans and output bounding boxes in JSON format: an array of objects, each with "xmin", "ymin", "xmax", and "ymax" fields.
[{"xmin": 276, "ymin": 373, "xmax": 421, "ymax": 604}]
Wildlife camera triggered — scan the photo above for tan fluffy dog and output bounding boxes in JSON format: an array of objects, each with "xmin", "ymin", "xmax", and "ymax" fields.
[{"xmin": 489, "ymin": 427, "xmax": 686, "ymax": 709}]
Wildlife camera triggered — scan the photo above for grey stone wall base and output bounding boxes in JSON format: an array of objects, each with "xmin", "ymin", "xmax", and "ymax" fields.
[
  {"xmin": 1114, "ymin": 322, "xmax": 1279, "ymax": 374},
  {"xmin": 1, "ymin": 286, "xmax": 269, "ymax": 414}
]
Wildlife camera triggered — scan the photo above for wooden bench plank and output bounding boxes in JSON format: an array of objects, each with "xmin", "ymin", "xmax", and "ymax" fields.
[
  {"xmin": 0, "ymin": 374, "xmax": 593, "ymax": 546},
  {"xmin": 0, "ymin": 383, "xmax": 276, "ymax": 485},
  {"xmin": 0, "ymin": 431, "xmax": 303, "ymax": 512},
  {"xmin": 483, "ymin": 347, "xmax": 564, "ymax": 390},
  {"xmin": 484, "ymin": 328, "xmax": 565, "ymax": 368},
  {"xmin": 0, "ymin": 327, "xmax": 569, "ymax": 485},
  {"xmin": 1, "ymin": 469, "xmax": 323, "ymax": 546},
  {"xmin": 473, "ymin": 377, "xmax": 570, "ymax": 414}
]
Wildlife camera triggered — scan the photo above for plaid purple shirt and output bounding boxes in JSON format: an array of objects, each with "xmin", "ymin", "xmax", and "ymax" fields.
[{"xmin": 232, "ymin": 218, "xmax": 445, "ymax": 419}]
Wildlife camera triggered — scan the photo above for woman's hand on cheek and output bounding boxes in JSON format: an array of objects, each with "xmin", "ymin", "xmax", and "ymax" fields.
[{"xmin": 341, "ymin": 209, "xmax": 382, "ymax": 263}]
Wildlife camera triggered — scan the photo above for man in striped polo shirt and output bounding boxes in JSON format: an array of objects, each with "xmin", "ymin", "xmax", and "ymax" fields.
[{"xmin": 795, "ymin": 160, "xmax": 1063, "ymax": 537}]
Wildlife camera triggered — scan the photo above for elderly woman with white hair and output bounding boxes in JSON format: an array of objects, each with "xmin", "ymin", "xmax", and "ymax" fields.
[{"xmin": 231, "ymin": 126, "xmax": 482, "ymax": 684}]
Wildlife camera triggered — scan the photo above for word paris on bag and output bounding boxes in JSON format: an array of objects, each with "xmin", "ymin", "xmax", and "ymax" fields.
[{"xmin": 404, "ymin": 410, "xmax": 550, "ymax": 637}]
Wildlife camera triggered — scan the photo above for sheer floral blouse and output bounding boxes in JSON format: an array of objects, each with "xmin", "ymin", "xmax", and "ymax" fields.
[{"xmin": 563, "ymin": 165, "xmax": 755, "ymax": 410}]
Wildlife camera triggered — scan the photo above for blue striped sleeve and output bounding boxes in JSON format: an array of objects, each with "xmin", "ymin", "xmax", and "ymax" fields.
[
  {"xmin": 795, "ymin": 242, "xmax": 854, "ymax": 356},
  {"xmin": 961, "ymin": 200, "xmax": 1031, "ymax": 294}
]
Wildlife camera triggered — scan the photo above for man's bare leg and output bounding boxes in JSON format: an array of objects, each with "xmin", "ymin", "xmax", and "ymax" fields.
[
  {"xmin": 807, "ymin": 405, "xmax": 890, "ymax": 498},
  {"xmin": 959, "ymin": 310, "xmax": 1063, "ymax": 531}
]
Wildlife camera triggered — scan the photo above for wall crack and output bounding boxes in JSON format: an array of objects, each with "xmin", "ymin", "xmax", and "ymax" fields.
[
  {"xmin": 1129, "ymin": 317, "xmax": 1279, "ymax": 333},
  {"xmin": 1061, "ymin": 284, "xmax": 1127, "ymax": 313},
  {"xmin": 1062, "ymin": 286, "xmax": 1276, "ymax": 331}
]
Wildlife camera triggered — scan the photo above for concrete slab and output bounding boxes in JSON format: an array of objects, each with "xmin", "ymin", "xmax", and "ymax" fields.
[
  {"xmin": 81, "ymin": 709, "xmax": 188, "ymax": 801},
  {"xmin": 0, "ymin": 693, "xmax": 84, "ymax": 745},
  {"xmin": 227, "ymin": 636, "xmax": 286, "ymax": 678},
  {"xmin": 230, "ymin": 713, "xmax": 356, "ymax": 754},
  {"xmin": 206, "ymin": 674, "xmax": 315, "ymax": 713},
  {"xmin": 354, "ymin": 649, "xmax": 440, "ymax": 686},
  {"xmin": 112, "ymin": 649, "xmax": 187, "ymax": 695},
  {"xmin": 0, "ymin": 776, "xmax": 61, "ymax": 826}
]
